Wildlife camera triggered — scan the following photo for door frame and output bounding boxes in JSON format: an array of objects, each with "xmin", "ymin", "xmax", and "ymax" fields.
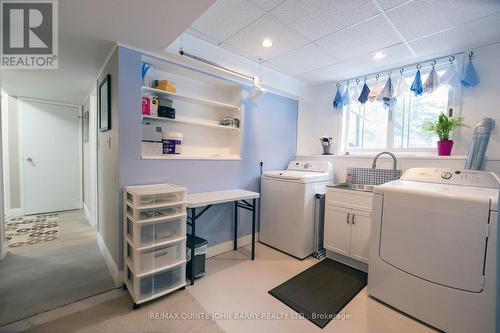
[{"xmin": 17, "ymin": 97, "xmax": 83, "ymax": 215}]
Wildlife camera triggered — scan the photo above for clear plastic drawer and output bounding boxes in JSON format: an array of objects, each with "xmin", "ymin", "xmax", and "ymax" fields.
[
  {"xmin": 127, "ymin": 238, "xmax": 186, "ymax": 273},
  {"xmin": 126, "ymin": 203, "xmax": 186, "ymax": 221},
  {"xmin": 126, "ymin": 213, "xmax": 186, "ymax": 248},
  {"xmin": 126, "ymin": 189, "xmax": 186, "ymax": 209},
  {"xmin": 126, "ymin": 262, "xmax": 186, "ymax": 302}
]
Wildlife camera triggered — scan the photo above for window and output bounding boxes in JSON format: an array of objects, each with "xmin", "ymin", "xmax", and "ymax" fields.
[{"xmin": 343, "ymin": 69, "xmax": 455, "ymax": 152}]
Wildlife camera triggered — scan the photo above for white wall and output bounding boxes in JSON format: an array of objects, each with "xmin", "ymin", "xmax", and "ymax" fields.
[{"xmin": 297, "ymin": 43, "xmax": 500, "ymax": 175}]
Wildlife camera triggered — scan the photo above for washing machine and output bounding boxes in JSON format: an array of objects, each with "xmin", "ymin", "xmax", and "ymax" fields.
[
  {"xmin": 368, "ymin": 167, "xmax": 499, "ymax": 333},
  {"xmin": 259, "ymin": 160, "xmax": 333, "ymax": 259}
]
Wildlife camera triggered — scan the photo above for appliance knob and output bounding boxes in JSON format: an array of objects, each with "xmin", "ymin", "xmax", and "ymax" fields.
[
  {"xmin": 441, "ymin": 172, "xmax": 452, "ymax": 180},
  {"xmin": 304, "ymin": 163, "xmax": 311, "ymax": 169}
]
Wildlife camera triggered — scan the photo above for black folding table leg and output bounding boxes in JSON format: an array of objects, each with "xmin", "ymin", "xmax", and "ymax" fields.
[
  {"xmin": 251, "ymin": 198, "xmax": 256, "ymax": 260},
  {"xmin": 190, "ymin": 208, "xmax": 196, "ymax": 285},
  {"xmin": 234, "ymin": 201, "xmax": 238, "ymax": 250}
]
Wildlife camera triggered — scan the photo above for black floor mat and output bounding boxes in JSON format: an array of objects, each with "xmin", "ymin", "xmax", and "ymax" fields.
[{"xmin": 269, "ymin": 258, "xmax": 367, "ymax": 328}]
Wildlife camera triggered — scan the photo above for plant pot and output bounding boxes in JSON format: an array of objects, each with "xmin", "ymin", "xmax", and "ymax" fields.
[
  {"xmin": 322, "ymin": 144, "xmax": 333, "ymax": 155},
  {"xmin": 437, "ymin": 140, "xmax": 454, "ymax": 156}
]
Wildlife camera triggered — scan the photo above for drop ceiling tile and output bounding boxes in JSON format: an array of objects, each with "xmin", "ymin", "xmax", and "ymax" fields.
[
  {"xmin": 377, "ymin": 0, "xmax": 410, "ymax": 10},
  {"xmin": 316, "ymin": 15, "xmax": 401, "ymax": 61},
  {"xmin": 388, "ymin": 0, "xmax": 500, "ymax": 41},
  {"xmin": 410, "ymin": 12, "xmax": 500, "ymax": 59},
  {"xmin": 298, "ymin": 43, "xmax": 414, "ymax": 83},
  {"xmin": 249, "ymin": 0, "xmax": 286, "ymax": 11},
  {"xmin": 271, "ymin": 0, "xmax": 379, "ymax": 40},
  {"xmin": 191, "ymin": 0, "xmax": 265, "ymax": 42},
  {"xmin": 224, "ymin": 14, "xmax": 309, "ymax": 61},
  {"xmin": 267, "ymin": 43, "xmax": 338, "ymax": 76}
]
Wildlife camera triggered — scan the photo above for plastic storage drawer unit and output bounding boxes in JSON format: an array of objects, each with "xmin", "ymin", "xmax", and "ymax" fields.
[{"xmin": 126, "ymin": 213, "xmax": 187, "ymax": 248}]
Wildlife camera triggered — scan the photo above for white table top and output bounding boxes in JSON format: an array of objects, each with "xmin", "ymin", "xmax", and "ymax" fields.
[{"xmin": 187, "ymin": 189, "xmax": 260, "ymax": 208}]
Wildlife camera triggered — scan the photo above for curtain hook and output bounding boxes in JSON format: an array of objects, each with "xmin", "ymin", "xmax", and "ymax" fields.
[
  {"xmin": 364, "ymin": 76, "xmax": 367, "ymax": 82},
  {"xmin": 356, "ymin": 78, "xmax": 360, "ymax": 85},
  {"xmin": 449, "ymin": 56, "xmax": 455, "ymax": 64},
  {"xmin": 346, "ymin": 80, "xmax": 350, "ymax": 86},
  {"xmin": 469, "ymin": 51, "xmax": 474, "ymax": 60},
  {"xmin": 336, "ymin": 82, "xmax": 340, "ymax": 88},
  {"xmin": 400, "ymin": 68, "xmax": 405, "ymax": 75},
  {"xmin": 375, "ymin": 73, "xmax": 380, "ymax": 81},
  {"xmin": 431, "ymin": 60, "xmax": 436, "ymax": 68},
  {"xmin": 388, "ymin": 70, "xmax": 392, "ymax": 77},
  {"xmin": 416, "ymin": 64, "xmax": 421, "ymax": 70}
]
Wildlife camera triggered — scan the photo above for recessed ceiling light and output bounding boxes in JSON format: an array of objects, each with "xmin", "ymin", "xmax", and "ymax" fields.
[
  {"xmin": 261, "ymin": 39, "xmax": 273, "ymax": 48},
  {"xmin": 373, "ymin": 52, "xmax": 386, "ymax": 60}
]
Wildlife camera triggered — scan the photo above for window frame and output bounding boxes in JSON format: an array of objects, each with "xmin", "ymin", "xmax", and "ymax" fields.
[{"xmin": 340, "ymin": 61, "xmax": 462, "ymax": 155}]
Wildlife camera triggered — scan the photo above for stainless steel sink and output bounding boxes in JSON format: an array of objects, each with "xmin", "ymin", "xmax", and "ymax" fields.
[{"xmin": 328, "ymin": 183, "xmax": 375, "ymax": 192}]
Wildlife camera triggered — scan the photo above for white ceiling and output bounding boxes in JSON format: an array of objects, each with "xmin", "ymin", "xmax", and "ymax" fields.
[
  {"xmin": 0, "ymin": 0, "xmax": 215, "ymax": 104},
  {"xmin": 187, "ymin": 0, "xmax": 500, "ymax": 84}
]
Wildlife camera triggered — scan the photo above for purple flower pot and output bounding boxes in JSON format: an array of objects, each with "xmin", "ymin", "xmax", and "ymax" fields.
[{"xmin": 437, "ymin": 140, "xmax": 454, "ymax": 156}]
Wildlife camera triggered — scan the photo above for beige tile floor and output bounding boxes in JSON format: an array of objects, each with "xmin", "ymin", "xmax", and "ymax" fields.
[
  {"xmin": 4, "ymin": 242, "xmax": 438, "ymax": 333},
  {"xmin": 189, "ymin": 243, "xmax": 437, "ymax": 333}
]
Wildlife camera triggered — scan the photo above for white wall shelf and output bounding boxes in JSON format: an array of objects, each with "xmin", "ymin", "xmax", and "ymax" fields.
[
  {"xmin": 141, "ymin": 56, "xmax": 242, "ymax": 161},
  {"xmin": 142, "ymin": 86, "xmax": 239, "ymax": 110},
  {"xmin": 142, "ymin": 115, "xmax": 240, "ymax": 131}
]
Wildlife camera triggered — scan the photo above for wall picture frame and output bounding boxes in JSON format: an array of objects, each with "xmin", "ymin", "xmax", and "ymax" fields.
[{"xmin": 98, "ymin": 74, "xmax": 111, "ymax": 132}]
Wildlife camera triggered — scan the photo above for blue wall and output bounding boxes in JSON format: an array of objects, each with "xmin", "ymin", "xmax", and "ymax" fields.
[{"xmin": 118, "ymin": 47, "xmax": 298, "ymax": 246}]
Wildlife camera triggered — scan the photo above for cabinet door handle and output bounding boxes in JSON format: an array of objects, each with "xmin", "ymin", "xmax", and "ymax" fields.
[
  {"xmin": 351, "ymin": 214, "xmax": 355, "ymax": 225},
  {"xmin": 346, "ymin": 212, "xmax": 350, "ymax": 224}
]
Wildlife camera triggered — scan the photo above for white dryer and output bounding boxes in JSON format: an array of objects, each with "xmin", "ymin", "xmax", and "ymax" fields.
[
  {"xmin": 260, "ymin": 161, "xmax": 333, "ymax": 259},
  {"xmin": 368, "ymin": 167, "xmax": 499, "ymax": 333}
]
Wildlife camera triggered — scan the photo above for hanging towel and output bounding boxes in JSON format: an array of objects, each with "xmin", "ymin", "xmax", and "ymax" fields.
[
  {"xmin": 394, "ymin": 77, "xmax": 409, "ymax": 97},
  {"xmin": 410, "ymin": 70, "xmax": 423, "ymax": 96},
  {"xmin": 358, "ymin": 83, "xmax": 370, "ymax": 104},
  {"xmin": 440, "ymin": 65, "xmax": 460, "ymax": 88},
  {"xmin": 350, "ymin": 85, "xmax": 360, "ymax": 104},
  {"xmin": 333, "ymin": 87, "xmax": 343, "ymax": 109},
  {"xmin": 342, "ymin": 86, "xmax": 351, "ymax": 106},
  {"xmin": 378, "ymin": 77, "xmax": 395, "ymax": 108},
  {"xmin": 368, "ymin": 81, "xmax": 383, "ymax": 102},
  {"xmin": 423, "ymin": 67, "xmax": 440, "ymax": 94},
  {"xmin": 141, "ymin": 62, "xmax": 152, "ymax": 86},
  {"xmin": 461, "ymin": 60, "xmax": 480, "ymax": 87}
]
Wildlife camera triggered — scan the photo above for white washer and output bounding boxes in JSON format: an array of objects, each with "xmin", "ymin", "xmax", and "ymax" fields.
[
  {"xmin": 368, "ymin": 167, "xmax": 499, "ymax": 333},
  {"xmin": 260, "ymin": 161, "xmax": 333, "ymax": 259}
]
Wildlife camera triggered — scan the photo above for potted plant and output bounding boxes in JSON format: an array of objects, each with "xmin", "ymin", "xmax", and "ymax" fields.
[
  {"xmin": 319, "ymin": 136, "xmax": 335, "ymax": 155},
  {"xmin": 423, "ymin": 113, "xmax": 466, "ymax": 156}
]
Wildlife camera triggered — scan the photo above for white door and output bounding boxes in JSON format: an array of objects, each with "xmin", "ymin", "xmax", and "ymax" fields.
[
  {"xmin": 349, "ymin": 210, "xmax": 371, "ymax": 263},
  {"xmin": 324, "ymin": 205, "xmax": 351, "ymax": 256},
  {"xmin": 21, "ymin": 99, "xmax": 81, "ymax": 214}
]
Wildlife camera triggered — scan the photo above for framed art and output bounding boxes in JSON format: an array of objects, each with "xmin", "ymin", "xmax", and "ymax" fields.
[{"xmin": 98, "ymin": 74, "xmax": 111, "ymax": 132}]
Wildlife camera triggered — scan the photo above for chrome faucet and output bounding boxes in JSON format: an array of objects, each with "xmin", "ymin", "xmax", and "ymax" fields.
[{"xmin": 372, "ymin": 152, "xmax": 397, "ymax": 171}]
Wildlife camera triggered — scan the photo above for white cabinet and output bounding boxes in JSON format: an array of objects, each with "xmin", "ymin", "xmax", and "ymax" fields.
[
  {"xmin": 324, "ymin": 205, "xmax": 351, "ymax": 256},
  {"xmin": 324, "ymin": 187, "xmax": 373, "ymax": 264}
]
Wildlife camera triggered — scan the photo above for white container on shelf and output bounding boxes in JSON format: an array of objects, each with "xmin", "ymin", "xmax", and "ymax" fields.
[{"xmin": 162, "ymin": 132, "xmax": 183, "ymax": 155}]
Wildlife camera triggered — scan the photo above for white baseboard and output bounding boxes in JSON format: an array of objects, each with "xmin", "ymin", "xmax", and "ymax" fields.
[
  {"xmin": 6, "ymin": 208, "xmax": 23, "ymax": 217},
  {"xmin": 326, "ymin": 250, "xmax": 368, "ymax": 273},
  {"xmin": 96, "ymin": 232, "xmax": 123, "ymax": 287},
  {"xmin": 83, "ymin": 203, "xmax": 93, "ymax": 226},
  {"xmin": 207, "ymin": 233, "xmax": 259, "ymax": 258}
]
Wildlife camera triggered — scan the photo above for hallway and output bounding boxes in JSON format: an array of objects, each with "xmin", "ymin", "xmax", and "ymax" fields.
[{"xmin": 0, "ymin": 210, "xmax": 116, "ymax": 326}]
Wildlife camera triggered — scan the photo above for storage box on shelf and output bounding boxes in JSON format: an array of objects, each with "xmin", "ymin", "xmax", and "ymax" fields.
[
  {"xmin": 123, "ymin": 183, "xmax": 187, "ymax": 308},
  {"xmin": 141, "ymin": 56, "xmax": 242, "ymax": 161}
]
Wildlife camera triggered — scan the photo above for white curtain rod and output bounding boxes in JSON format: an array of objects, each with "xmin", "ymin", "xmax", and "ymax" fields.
[{"xmin": 337, "ymin": 51, "xmax": 469, "ymax": 86}]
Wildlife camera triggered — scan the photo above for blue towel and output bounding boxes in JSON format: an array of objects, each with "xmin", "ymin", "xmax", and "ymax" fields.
[
  {"xmin": 358, "ymin": 83, "xmax": 370, "ymax": 104},
  {"xmin": 410, "ymin": 70, "xmax": 423, "ymax": 96},
  {"xmin": 461, "ymin": 60, "xmax": 479, "ymax": 87},
  {"xmin": 333, "ymin": 87, "xmax": 343, "ymax": 109},
  {"xmin": 141, "ymin": 62, "xmax": 152, "ymax": 86}
]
